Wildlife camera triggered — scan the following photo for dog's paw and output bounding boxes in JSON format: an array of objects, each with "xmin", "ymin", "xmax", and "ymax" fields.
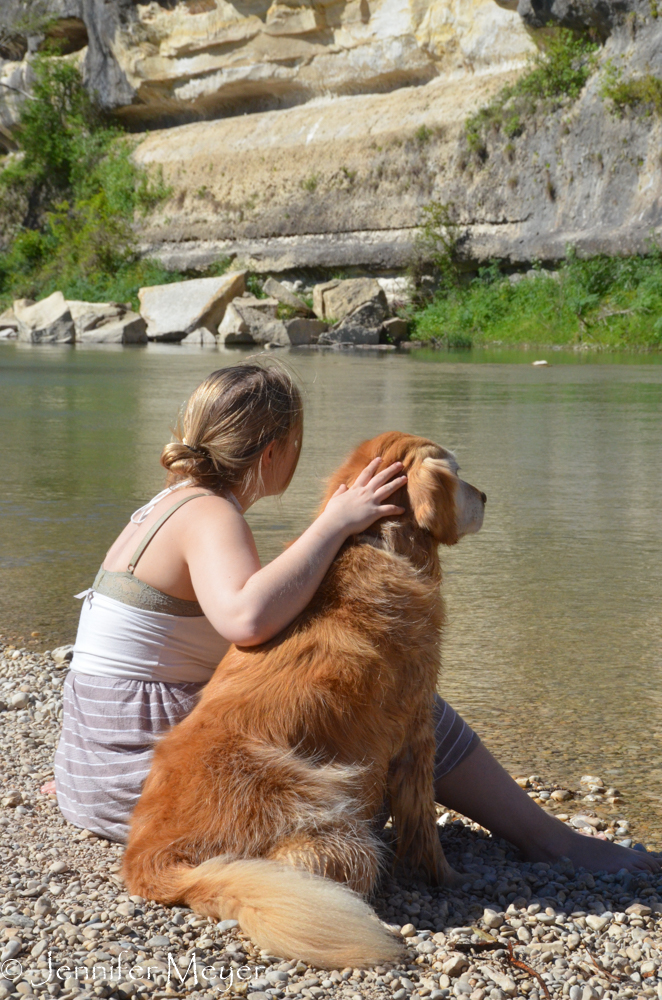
[{"xmin": 439, "ymin": 865, "xmax": 471, "ymax": 889}]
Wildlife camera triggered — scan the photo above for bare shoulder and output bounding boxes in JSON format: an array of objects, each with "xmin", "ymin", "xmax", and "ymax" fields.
[
  {"xmin": 104, "ymin": 488, "xmax": 246, "ymax": 574},
  {"xmin": 176, "ymin": 491, "xmax": 246, "ymax": 534}
]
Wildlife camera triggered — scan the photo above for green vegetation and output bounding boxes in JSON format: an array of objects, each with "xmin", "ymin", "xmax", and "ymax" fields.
[
  {"xmin": 411, "ymin": 250, "xmax": 662, "ymax": 350},
  {"xmin": 414, "ymin": 125, "xmax": 433, "ymax": 145},
  {"xmin": 601, "ymin": 62, "xmax": 662, "ymax": 116},
  {"xmin": 246, "ymin": 274, "xmax": 267, "ymax": 299},
  {"xmin": 301, "ymin": 174, "xmax": 319, "ymax": 193},
  {"xmin": 0, "ymin": 57, "xmax": 181, "ymax": 310},
  {"xmin": 465, "ymin": 29, "xmax": 598, "ymax": 158},
  {"xmin": 409, "ymin": 201, "xmax": 461, "ymax": 291}
]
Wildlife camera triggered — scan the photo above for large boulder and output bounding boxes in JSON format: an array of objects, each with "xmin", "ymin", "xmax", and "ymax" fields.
[
  {"xmin": 233, "ymin": 296, "xmax": 280, "ymax": 317},
  {"xmin": 312, "ymin": 281, "xmax": 340, "ymax": 320},
  {"xmin": 138, "ymin": 272, "xmax": 246, "ymax": 342},
  {"xmin": 14, "ymin": 292, "xmax": 75, "ymax": 344},
  {"xmin": 263, "ymin": 277, "xmax": 312, "ymax": 315},
  {"xmin": 68, "ymin": 300, "xmax": 125, "ymax": 336},
  {"xmin": 284, "ymin": 318, "xmax": 326, "ymax": 345},
  {"xmin": 319, "ymin": 297, "xmax": 389, "ymax": 345},
  {"xmin": 78, "ymin": 313, "xmax": 148, "ymax": 344},
  {"xmin": 217, "ymin": 302, "xmax": 289, "ymax": 346},
  {"xmin": 381, "ymin": 317, "xmax": 409, "ymax": 344},
  {"xmin": 314, "ymin": 278, "xmax": 389, "ymax": 325},
  {"xmin": 67, "ymin": 300, "xmax": 148, "ymax": 343}
]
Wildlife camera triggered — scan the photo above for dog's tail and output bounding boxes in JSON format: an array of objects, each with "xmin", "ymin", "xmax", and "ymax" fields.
[{"xmin": 147, "ymin": 854, "xmax": 403, "ymax": 968}]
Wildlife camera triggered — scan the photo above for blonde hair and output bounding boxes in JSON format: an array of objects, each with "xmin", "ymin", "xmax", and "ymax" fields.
[{"xmin": 161, "ymin": 359, "xmax": 303, "ymax": 501}]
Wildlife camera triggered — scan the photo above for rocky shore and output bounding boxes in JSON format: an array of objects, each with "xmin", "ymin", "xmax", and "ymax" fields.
[
  {"xmin": 2, "ymin": 639, "xmax": 662, "ymax": 1000},
  {"xmin": 0, "ymin": 275, "xmax": 411, "ymax": 349}
]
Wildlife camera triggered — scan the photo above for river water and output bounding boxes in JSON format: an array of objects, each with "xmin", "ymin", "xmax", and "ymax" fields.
[{"xmin": 2, "ymin": 342, "xmax": 662, "ymax": 845}]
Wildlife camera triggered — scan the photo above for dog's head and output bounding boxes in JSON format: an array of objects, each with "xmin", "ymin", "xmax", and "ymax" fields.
[{"xmin": 323, "ymin": 431, "xmax": 485, "ymax": 547}]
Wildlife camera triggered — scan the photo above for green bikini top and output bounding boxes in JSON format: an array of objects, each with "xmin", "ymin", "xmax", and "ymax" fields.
[{"xmin": 93, "ymin": 492, "xmax": 210, "ymax": 617}]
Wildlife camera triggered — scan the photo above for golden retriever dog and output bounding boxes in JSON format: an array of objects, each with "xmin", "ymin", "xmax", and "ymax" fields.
[{"xmin": 122, "ymin": 431, "xmax": 485, "ymax": 968}]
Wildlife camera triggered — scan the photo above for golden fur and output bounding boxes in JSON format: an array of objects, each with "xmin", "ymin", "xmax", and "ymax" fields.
[{"xmin": 122, "ymin": 432, "xmax": 485, "ymax": 968}]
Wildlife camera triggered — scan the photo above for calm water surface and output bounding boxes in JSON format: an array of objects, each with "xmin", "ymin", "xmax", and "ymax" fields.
[{"xmin": 1, "ymin": 342, "xmax": 662, "ymax": 844}]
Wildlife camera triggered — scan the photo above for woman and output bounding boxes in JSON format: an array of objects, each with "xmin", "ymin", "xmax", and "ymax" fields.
[{"xmin": 54, "ymin": 359, "xmax": 658, "ymax": 874}]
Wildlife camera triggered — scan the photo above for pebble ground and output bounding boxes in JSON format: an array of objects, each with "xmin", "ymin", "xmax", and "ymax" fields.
[{"xmin": 1, "ymin": 641, "xmax": 662, "ymax": 1000}]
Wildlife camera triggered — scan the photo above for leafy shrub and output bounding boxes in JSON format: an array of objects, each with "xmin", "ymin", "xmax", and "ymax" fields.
[
  {"xmin": 409, "ymin": 201, "xmax": 462, "ymax": 291},
  {"xmin": 0, "ymin": 56, "xmax": 172, "ymax": 308},
  {"xmin": 601, "ymin": 62, "xmax": 662, "ymax": 116},
  {"xmin": 465, "ymin": 29, "xmax": 598, "ymax": 158},
  {"xmin": 413, "ymin": 249, "xmax": 662, "ymax": 350},
  {"xmin": 301, "ymin": 174, "xmax": 319, "ymax": 193},
  {"xmin": 414, "ymin": 125, "xmax": 433, "ymax": 145}
]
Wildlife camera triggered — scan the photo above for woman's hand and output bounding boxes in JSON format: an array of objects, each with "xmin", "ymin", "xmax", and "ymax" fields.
[
  {"xmin": 187, "ymin": 458, "xmax": 407, "ymax": 646},
  {"xmin": 320, "ymin": 457, "xmax": 407, "ymax": 537}
]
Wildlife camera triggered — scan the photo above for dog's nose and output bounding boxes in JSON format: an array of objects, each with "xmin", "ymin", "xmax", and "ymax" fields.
[{"xmin": 480, "ymin": 492, "xmax": 487, "ymax": 504}]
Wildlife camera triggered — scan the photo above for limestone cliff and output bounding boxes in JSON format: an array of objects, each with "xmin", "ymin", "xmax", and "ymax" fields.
[
  {"xmin": 1, "ymin": 0, "xmax": 533, "ymax": 130},
  {"xmin": 1, "ymin": 0, "xmax": 661, "ymax": 271}
]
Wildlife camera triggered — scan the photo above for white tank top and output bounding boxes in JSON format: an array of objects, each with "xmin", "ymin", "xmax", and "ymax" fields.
[
  {"xmin": 69, "ymin": 483, "xmax": 233, "ymax": 683},
  {"xmin": 70, "ymin": 589, "xmax": 229, "ymax": 683}
]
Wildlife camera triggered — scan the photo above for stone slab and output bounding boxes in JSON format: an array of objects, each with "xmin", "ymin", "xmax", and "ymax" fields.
[
  {"xmin": 15, "ymin": 292, "xmax": 75, "ymax": 344},
  {"xmin": 284, "ymin": 317, "xmax": 326, "ymax": 345},
  {"xmin": 77, "ymin": 313, "xmax": 148, "ymax": 344},
  {"xmin": 138, "ymin": 271, "xmax": 245, "ymax": 341}
]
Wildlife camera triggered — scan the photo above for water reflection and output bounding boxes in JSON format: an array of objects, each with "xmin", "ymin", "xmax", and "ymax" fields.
[{"xmin": 1, "ymin": 343, "xmax": 661, "ymax": 843}]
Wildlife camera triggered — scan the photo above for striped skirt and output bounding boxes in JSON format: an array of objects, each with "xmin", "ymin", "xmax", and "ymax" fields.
[
  {"xmin": 54, "ymin": 673, "xmax": 203, "ymax": 843},
  {"xmin": 54, "ymin": 673, "xmax": 479, "ymax": 843}
]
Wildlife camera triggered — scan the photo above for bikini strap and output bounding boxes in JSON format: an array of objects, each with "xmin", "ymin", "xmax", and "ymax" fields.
[{"xmin": 127, "ymin": 493, "xmax": 210, "ymax": 574}]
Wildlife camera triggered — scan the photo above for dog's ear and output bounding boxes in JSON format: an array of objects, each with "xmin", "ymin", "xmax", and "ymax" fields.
[{"xmin": 408, "ymin": 457, "xmax": 459, "ymax": 545}]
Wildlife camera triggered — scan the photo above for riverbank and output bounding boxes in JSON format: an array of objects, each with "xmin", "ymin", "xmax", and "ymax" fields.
[
  {"xmin": 4, "ymin": 254, "xmax": 662, "ymax": 352},
  {"xmin": 2, "ymin": 640, "xmax": 662, "ymax": 1000},
  {"xmin": 411, "ymin": 253, "xmax": 662, "ymax": 352}
]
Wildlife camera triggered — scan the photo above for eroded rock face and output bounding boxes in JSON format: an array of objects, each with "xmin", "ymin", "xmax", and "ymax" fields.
[
  {"xmin": 516, "ymin": 0, "xmax": 639, "ymax": 37},
  {"xmin": 118, "ymin": 0, "xmax": 532, "ymax": 125},
  {"xmin": 1, "ymin": 0, "xmax": 661, "ymax": 272},
  {"xmin": 0, "ymin": 0, "xmax": 534, "ymax": 132},
  {"xmin": 132, "ymin": 0, "xmax": 662, "ymax": 271}
]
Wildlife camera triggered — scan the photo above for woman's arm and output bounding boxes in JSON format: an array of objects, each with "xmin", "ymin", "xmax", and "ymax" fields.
[{"xmin": 186, "ymin": 458, "xmax": 406, "ymax": 645}]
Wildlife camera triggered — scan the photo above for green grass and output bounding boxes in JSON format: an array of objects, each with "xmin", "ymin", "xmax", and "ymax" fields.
[
  {"xmin": 465, "ymin": 29, "xmax": 598, "ymax": 158},
  {"xmin": 601, "ymin": 62, "xmax": 662, "ymax": 116},
  {"xmin": 412, "ymin": 252, "xmax": 662, "ymax": 350}
]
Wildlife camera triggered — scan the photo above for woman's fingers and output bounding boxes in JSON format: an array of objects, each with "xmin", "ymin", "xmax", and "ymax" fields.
[
  {"xmin": 374, "ymin": 504, "xmax": 406, "ymax": 518},
  {"xmin": 373, "ymin": 474, "xmax": 408, "ymax": 501},
  {"xmin": 352, "ymin": 456, "xmax": 383, "ymax": 487},
  {"xmin": 368, "ymin": 461, "xmax": 405, "ymax": 489},
  {"xmin": 331, "ymin": 484, "xmax": 348, "ymax": 497}
]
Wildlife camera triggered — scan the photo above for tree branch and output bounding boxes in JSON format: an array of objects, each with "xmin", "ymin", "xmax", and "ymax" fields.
[{"xmin": 0, "ymin": 80, "xmax": 35, "ymax": 100}]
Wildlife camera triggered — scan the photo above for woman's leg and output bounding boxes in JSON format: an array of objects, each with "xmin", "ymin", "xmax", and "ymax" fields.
[{"xmin": 435, "ymin": 740, "xmax": 660, "ymax": 874}]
